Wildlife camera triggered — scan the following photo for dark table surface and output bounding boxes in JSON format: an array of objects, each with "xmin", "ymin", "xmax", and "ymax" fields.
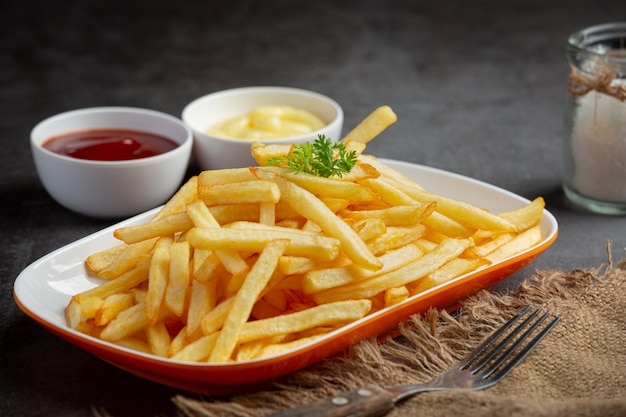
[{"xmin": 2, "ymin": 1, "xmax": 625, "ymax": 416}]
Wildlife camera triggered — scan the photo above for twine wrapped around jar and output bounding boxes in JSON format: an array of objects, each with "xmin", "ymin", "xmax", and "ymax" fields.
[{"xmin": 568, "ymin": 62, "xmax": 626, "ymax": 102}]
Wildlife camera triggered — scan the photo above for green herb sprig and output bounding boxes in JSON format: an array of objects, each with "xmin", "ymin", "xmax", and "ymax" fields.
[{"xmin": 265, "ymin": 135, "xmax": 357, "ymax": 178}]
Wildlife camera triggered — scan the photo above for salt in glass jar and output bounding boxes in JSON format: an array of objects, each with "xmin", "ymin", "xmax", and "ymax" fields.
[{"xmin": 563, "ymin": 22, "xmax": 626, "ymax": 214}]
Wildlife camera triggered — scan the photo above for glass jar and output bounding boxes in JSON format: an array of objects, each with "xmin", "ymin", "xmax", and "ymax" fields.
[{"xmin": 563, "ymin": 22, "xmax": 626, "ymax": 214}]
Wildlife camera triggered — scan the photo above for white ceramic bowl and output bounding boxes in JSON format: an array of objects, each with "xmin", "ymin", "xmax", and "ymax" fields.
[
  {"xmin": 182, "ymin": 86, "xmax": 343, "ymax": 170},
  {"xmin": 31, "ymin": 107, "xmax": 193, "ymax": 219}
]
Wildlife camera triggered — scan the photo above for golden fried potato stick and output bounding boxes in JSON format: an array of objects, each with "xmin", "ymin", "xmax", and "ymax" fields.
[
  {"xmin": 97, "ymin": 238, "xmax": 158, "ymax": 279},
  {"xmin": 237, "ymin": 299, "xmax": 372, "ymax": 343},
  {"xmin": 412, "ymin": 257, "xmax": 490, "ymax": 294},
  {"xmin": 313, "ymin": 238, "xmax": 471, "ymax": 304},
  {"xmin": 261, "ymin": 166, "xmax": 378, "ymax": 202},
  {"xmin": 187, "ymin": 227, "xmax": 341, "ymax": 261},
  {"xmin": 199, "ymin": 180, "xmax": 280, "ymax": 206},
  {"xmin": 74, "ymin": 256, "xmax": 151, "ymax": 304},
  {"xmin": 145, "ymin": 237, "xmax": 173, "ymax": 324},
  {"xmin": 484, "ymin": 225, "xmax": 542, "ymax": 263},
  {"xmin": 342, "ymin": 106, "xmax": 398, "ymax": 144},
  {"xmin": 145, "ymin": 320, "xmax": 171, "ymax": 358},
  {"xmin": 383, "ymin": 177, "xmax": 518, "ymax": 233},
  {"xmin": 86, "ymin": 244, "xmax": 127, "ymax": 273},
  {"xmin": 498, "ymin": 197, "xmax": 545, "ymax": 231},
  {"xmin": 198, "ymin": 168, "xmax": 256, "ymax": 186},
  {"xmin": 164, "ymin": 241, "xmax": 191, "ymax": 317},
  {"xmin": 114, "ymin": 212, "xmax": 194, "ymax": 244},
  {"xmin": 209, "ymin": 239, "xmax": 289, "ymax": 362}
]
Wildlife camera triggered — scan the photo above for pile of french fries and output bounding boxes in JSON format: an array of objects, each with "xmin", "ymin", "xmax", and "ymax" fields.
[{"xmin": 65, "ymin": 106, "xmax": 545, "ymax": 363}]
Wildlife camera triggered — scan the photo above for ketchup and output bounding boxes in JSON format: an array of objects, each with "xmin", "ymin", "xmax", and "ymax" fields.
[{"xmin": 42, "ymin": 129, "xmax": 178, "ymax": 161}]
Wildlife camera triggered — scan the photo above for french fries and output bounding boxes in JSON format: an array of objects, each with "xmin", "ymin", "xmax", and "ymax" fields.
[{"xmin": 65, "ymin": 106, "xmax": 546, "ymax": 364}]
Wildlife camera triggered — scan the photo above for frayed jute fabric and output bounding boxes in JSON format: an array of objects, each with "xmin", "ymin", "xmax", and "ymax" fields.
[{"xmin": 173, "ymin": 255, "xmax": 626, "ymax": 417}]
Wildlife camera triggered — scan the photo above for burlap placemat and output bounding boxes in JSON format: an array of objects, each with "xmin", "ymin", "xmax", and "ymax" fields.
[{"xmin": 173, "ymin": 253, "xmax": 626, "ymax": 417}]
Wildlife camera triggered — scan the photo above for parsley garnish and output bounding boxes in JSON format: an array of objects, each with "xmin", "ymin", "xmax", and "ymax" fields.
[{"xmin": 265, "ymin": 135, "xmax": 357, "ymax": 178}]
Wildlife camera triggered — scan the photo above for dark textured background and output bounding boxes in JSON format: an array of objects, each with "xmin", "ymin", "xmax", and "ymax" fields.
[{"xmin": 2, "ymin": 1, "xmax": 625, "ymax": 416}]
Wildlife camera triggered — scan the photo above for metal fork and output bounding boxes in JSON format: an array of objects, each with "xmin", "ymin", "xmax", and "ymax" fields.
[{"xmin": 265, "ymin": 305, "xmax": 559, "ymax": 417}]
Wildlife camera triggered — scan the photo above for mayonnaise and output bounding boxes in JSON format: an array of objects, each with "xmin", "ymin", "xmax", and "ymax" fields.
[{"xmin": 208, "ymin": 106, "xmax": 326, "ymax": 140}]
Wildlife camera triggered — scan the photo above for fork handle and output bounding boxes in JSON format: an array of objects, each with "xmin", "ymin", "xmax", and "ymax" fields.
[{"xmin": 264, "ymin": 385, "xmax": 395, "ymax": 417}]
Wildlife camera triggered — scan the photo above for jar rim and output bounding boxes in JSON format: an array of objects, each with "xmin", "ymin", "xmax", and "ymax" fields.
[{"xmin": 568, "ymin": 22, "xmax": 626, "ymax": 55}]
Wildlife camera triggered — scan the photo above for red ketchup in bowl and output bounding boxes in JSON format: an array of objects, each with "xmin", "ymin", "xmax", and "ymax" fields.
[{"xmin": 42, "ymin": 129, "xmax": 178, "ymax": 161}]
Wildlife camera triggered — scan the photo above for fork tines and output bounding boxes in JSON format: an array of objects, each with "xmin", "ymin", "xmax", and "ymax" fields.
[{"xmin": 461, "ymin": 305, "xmax": 560, "ymax": 381}]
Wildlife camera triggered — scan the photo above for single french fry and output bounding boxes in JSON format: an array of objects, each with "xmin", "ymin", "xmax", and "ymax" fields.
[
  {"xmin": 114, "ymin": 212, "xmax": 194, "ymax": 244},
  {"xmin": 145, "ymin": 237, "xmax": 173, "ymax": 324},
  {"xmin": 341, "ymin": 106, "xmax": 397, "ymax": 144},
  {"xmin": 209, "ymin": 239, "xmax": 289, "ymax": 362},
  {"xmin": 86, "ymin": 244, "xmax": 128, "ymax": 273},
  {"xmin": 199, "ymin": 180, "xmax": 280, "ymax": 206},
  {"xmin": 74, "ymin": 256, "xmax": 151, "ymax": 303},
  {"xmin": 237, "ymin": 299, "xmax": 371, "ymax": 344},
  {"xmin": 198, "ymin": 168, "xmax": 256, "ymax": 186},
  {"xmin": 186, "ymin": 280, "xmax": 217, "ymax": 337},
  {"xmin": 261, "ymin": 166, "xmax": 378, "ymax": 202},
  {"xmin": 164, "ymin": 241, "xmax": 191, "ymax": 317},
  {"xmin": 498, "ymin": 197, "xmax": 545, "ymax": 232},
  {"xmin": 485, "ymin": 225, "xmax": 542, "ymax": 263},
  {"xmin": 97, "ymin": 238, "xmax": 158, "ymax": 279},
  {"xmin": 313, "ymin": 238, "xmax": 471, "ymax": 304},
  {"xmin": 145, "ymin": 320, "xmax": 171, "ymax": 357},
  {"xmin": 187, "ymin": 227, "xmax": 340, "ymax": 262},
  {"xmin": 385, "ymin": 178, "xmax": 517, "ymax": 233},
  {"xmin": 412, "ymin": 257, "xmax": 491, "ymax": 293}
]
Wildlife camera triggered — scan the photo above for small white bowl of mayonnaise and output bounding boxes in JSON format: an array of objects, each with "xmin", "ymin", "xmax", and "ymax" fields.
[{"xmin": 182, "ymin": 86, "xmax": 343, "ymax": 170}]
